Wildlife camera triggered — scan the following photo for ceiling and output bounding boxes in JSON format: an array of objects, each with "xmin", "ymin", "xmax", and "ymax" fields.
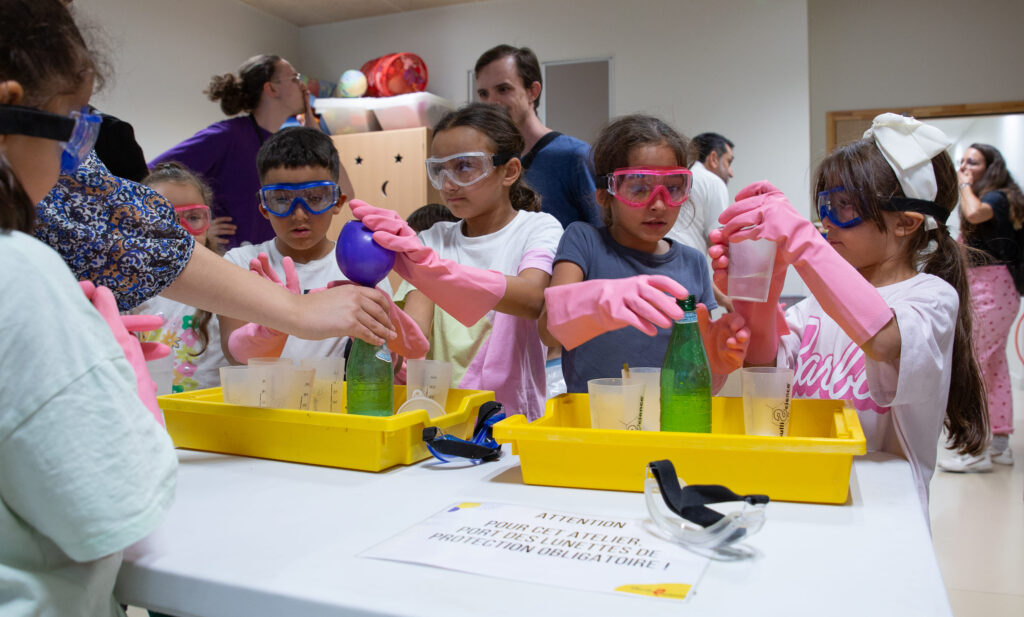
[{"xmin": 238, "ymin": 0, "xmax": 485, "ymax": 27}]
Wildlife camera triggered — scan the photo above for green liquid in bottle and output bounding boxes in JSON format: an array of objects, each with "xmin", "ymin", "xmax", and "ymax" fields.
[
  {"xmin": 346, "ymin": 338, "xmax": 394, "ymax": 416},
  {"xmin": 659, "ymin": 296, "xmax": 712, "ymax": 433}
]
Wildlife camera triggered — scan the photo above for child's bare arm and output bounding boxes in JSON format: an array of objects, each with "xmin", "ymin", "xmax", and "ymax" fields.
[{"xmin": 494, "ymin": 268, "xmax": 553, "ymax": 320}]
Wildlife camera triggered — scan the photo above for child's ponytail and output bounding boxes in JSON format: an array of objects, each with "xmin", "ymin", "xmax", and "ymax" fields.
[{"xmin": 433, "ymin": 103, "xmax": 540, "ymax": 211}]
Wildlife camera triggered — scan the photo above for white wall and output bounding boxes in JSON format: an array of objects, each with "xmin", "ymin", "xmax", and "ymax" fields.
[
  {"xmin": 808, "ymin": 0, "xmax": 1024, "ymax": 167},
  {"xmin": 299, "ymin": 0, "xmax": 811, "ymax": 213},
  {"xmin": 75, "ymin": 0, "xmax": 300, "ymax": 158}
]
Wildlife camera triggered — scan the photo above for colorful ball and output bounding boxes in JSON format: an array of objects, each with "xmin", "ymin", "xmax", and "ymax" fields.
[{"xmin": 338, "ymin": 70, "xmax": 367, "ymax": 98}]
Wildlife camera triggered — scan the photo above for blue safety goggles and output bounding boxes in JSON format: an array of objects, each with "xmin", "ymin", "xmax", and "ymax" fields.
[
  {"xmin": 258, "ymin": 181, "xmax": 341, "ymax": 217},
  {"xmin": 422, "ymin": 401, "xmax": 506, "ymax": 463},
  {"xmin": 0, "ymin": 105, "xmax": 101, "ymax": 173},
  {"xmin": 816, "ymin": 186, "xmax": 864, "ymax": 228},
  {"xmin": 818, "ymin": 185, "xmax": 948, "ymax": 230}
]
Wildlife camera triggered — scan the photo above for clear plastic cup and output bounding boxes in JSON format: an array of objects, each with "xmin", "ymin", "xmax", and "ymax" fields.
[
  {"xmin": 220, "ymin": 365, "xmax": 261, "ymax": 407},
  {"xmin": 621, "ymin": 367, "xmax": 661, "ymax": 431},
  {"xmin": 301, "ymin": 357, "xmax": 346, "ymax": 413},
  {"xmin": 405, "ymin": 358, "xmax": 452, "ymax": 407},
  {"xmin": 248, "ymin": 357, "xmax": 295, "ymax": 366},
  {"xmin": 728, "ymin": 238, "xmax": 778, "ymax": 302},
  {"xmin": 587, "ymin": 378, "xmax": 645, "ymax": 430},
  {"xmin": 263, "ymin": 366, "xmax": 315, "ymax": 410},
  {"xmin": 742, "ymin": 367, "xmax": 794, "ymax": 436}
]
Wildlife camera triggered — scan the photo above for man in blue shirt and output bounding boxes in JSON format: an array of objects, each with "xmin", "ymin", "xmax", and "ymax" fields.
[{"xmin": 474, "ymin": 44, "xmax": 600, "ymax": 229}]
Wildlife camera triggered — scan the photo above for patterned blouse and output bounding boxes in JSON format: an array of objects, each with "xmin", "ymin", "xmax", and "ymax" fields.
[{"xmin": 34, "ymin": 152, "xmax": 195, "ymax": 311}]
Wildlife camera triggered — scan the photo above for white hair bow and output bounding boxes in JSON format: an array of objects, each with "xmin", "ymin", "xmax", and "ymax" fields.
[{"xmin": 863, "ymin": 113, "xmax": 953, "ymax": 202}]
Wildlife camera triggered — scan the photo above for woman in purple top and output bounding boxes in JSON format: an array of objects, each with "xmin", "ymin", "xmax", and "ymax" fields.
[{"xmin": 150, "ymin": 54, "xmax": 316, "ymax": 249}]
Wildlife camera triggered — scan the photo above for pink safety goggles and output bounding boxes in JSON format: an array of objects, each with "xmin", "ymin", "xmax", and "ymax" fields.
[
  {"xmin": 174, "ymin": 204, "xmax": 211, "ymax": 235},
  {"xmin": 604, "ymin": 166, "xmax": 692, "ymax": 208}
]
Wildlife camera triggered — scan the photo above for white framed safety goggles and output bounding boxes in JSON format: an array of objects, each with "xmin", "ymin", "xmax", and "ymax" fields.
[{"xmin": 424, "ymin": 151, "xmax": 515, "ymax": 190}]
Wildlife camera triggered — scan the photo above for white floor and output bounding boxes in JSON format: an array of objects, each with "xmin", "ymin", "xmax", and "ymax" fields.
[{"xmin": 930, "ymin": 388, "xmax": 1024, "ymax": 616}]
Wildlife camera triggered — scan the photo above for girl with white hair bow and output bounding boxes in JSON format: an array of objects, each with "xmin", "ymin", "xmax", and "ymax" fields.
[{"xmin": 708, "ymin": 113, "xmax": 988, "ymax": 518}]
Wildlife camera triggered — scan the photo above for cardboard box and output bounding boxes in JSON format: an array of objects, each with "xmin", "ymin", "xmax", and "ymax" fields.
[{"xmin": 330, "ymin": 127, "xmax": 442, "ymax": 291}]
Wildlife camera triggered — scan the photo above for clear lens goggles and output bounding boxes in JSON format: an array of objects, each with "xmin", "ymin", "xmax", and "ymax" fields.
[
  {"xmin": 425, "ymin": 151, "xmax": 515, "ymax": 191},
  {"xmin": 0, "ymin": 105, "xmax": 101, "ymax": 173},
  {"xmin": 816, "ymin": 186, "xmax": 864, "ymax": 229},
  {"xmin": 258, "ymin": 181, "xmax": 341, "ymax": 217},
  {"xmin": 645, "ymin": 460, "xmax": 768, "ymax": 561},
  {"xmin": 174, "ymin": 204, "xmax": 211, "ymax": 235},
  {"xmin": 605, "ymin": 167, "xmax": 692, "ymax": 208}
]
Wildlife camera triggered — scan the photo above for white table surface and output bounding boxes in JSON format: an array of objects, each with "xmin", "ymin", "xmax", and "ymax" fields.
[{"xmin": 116, "ymin": 448, "xmax": 952, "ymax": 617}]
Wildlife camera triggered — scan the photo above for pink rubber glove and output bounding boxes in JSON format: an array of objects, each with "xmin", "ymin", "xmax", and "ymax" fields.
[
  {"xmin": 696, "ymin": 304, "xmax": 749, "ymax": 376},
  {"xmin": 79, "ymin": 281, "xmax": 167, "ymax": 426},
  {"xmin": 350, "ymin": 199, "xmax": 507, "ymax": 326},
  {"xmin": 718, "ymin": 181, "xmax": 893, "ymax": 346},
  {"xmin": 326, "ymin": 280, "xmax": 429, "ymax": 359},
  {"xmin": 708, "ymin": 228, "xmax": 789, "ymax": 364},
  {"xmin": 544, "ymin": 275, "xmax": 689, "ymax": 350},
  {"xmin": 227, "ymin": 254, "xmax": 300, "ymax": 364}
]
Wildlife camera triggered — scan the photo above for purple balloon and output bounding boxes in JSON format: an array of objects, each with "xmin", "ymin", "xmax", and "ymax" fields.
[{"xmin": 336, "ymin": 220, "xmax": 396, "ymax": 287}]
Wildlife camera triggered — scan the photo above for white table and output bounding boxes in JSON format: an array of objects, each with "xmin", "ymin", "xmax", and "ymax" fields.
[{"xmin": 116, "ymin": 449, "xmax": 952, "ymax": 617}]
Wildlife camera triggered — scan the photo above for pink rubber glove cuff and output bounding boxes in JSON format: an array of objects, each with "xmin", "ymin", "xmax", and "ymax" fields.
[
  {"xmin": 350, "ymin": 199, "xmax": 507, "ymax": 326},
  {"xmin": 228, "ymin": 323, "xmax": 288, "ymax": 364},
  {"xmin": 544, "ymin": 275, "xmax": 688, "ymax": 350},
  {"xmin": 79, "ymin": 281, "xmax": 166, "ymax": 427}
]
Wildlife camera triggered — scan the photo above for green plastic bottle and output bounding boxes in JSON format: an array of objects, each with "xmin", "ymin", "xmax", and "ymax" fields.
[
  {"xmin": 659, "ymin": 296, "xmax": 712, "ymax": 432},
  {"xmin": 346, "ymin": 338, "xmax": 394, "ymax": 416}
]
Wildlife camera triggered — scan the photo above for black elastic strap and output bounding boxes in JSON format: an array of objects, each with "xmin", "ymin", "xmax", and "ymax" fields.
[
  {"xmin": 422, "ymin": 426, "xmax": 502, "ymax": 461},
  {"xmin": 520, "ymin": 131, "xmax": 561, "ymax": 170},
  {"xmin": 473, "ymin": 401, "xmax": 505, "ymax": 435},
  {"xmin": 881, "ymin": 197, "xmax": 948, "ymax": 224},
  {"xmin": 648, "ymin": 460, "xmax": 769, "ymax": 528},
  {"xmin": 0, "ymin": 105, "xmax": 74, "ymax": 141}
]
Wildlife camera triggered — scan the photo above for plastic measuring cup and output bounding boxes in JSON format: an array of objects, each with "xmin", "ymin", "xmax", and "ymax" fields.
[
  {"xmin": 263, "ymin": 366, "xmax": 315, "ymax": 410},
  {"xmin": 301, "ymin": 357, "xmax": 346, "ymax": 413},
  {"xmin": 587, "ymin": 378, "xmax": 645, "ymax": 430},
  {"xmin": 742, "ymin": 367, "xmax": 794, "ymax": 436},
  {"xmin": 621, "ymin": 367, "xmax": 661, "ymax": 431},
  {"xmin": 219, "ymin": 365, "xmax": 261, "ymax": 407},
  {"xmin": 405, "ymin": 358, "xmax": 452, "ymax": 407},
  {"xmin": 728, "ymin": 238, "xmax": 777, "ymax": 302}
]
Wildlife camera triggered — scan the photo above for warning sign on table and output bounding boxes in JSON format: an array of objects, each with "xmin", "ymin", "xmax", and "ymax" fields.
[{"xmin": 360, "ymin": 501, "xmax": 709, "ymax": 601}]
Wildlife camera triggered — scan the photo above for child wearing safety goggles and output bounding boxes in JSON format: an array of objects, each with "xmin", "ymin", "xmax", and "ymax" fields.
[
  {"xmin": 219, "ymin": 127, "xmax": 400, "ymax": 365},
  {"xmin": 0, "ymin": 1, "xmax": 177, "ymax": 614},
  {"xmin": 128, "ymin": 162, "xmax": 228, "ymax": 392},
  {"xmin": 351, "ymin": 103, "xmax": 564, "ymax": 420},
  {"xmin": 540, "ymin": 115, "xmax": 749, "ymax": 393},
  {"xmin": 708, "ymin": 114, "xmax": 988, "ymax": 515}
]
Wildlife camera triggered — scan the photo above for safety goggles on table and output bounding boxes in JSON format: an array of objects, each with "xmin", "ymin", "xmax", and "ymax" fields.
[
  {"xmin": 0, "ymin": 105, "xmax": 102, "ymax": 173},
  {"xmin": 645, "ymin": 459, "xmax": 768, "ymax": 561},
  {"xmin": 422, "ymin": 401, "xmax": 506, "ymax": 463},
  {"xmin": 174, "ymin": 204, "xmax": 212, "ymax": 235},
  {"xmin": 817, "ymin": 185, "xmax": 949, "ymax": 229},
  {"xmin": 258, "ymin": 181, "xmax": 341, "ymax": 217},
  {"xmin": 424, "ymin": 151, "xmax": 515, "ymax": 190},
  {"xmin": 602, "ymin": 166, "xmax": 692, "ymax": 208}
]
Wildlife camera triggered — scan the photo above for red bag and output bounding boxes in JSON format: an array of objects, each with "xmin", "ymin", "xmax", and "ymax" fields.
[{"xmin": 359, "ymin": 53, "xmax": 428, "ymax": 97}]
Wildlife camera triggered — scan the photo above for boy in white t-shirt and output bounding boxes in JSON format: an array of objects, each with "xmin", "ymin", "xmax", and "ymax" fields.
[{"xmin": 219, "ymin": 127, "xmax": 393, "ymax": 364}]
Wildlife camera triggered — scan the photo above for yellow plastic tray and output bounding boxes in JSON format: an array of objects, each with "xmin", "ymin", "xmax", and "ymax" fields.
[
  {"xmin": 159, "ymin": 385, "xmax": 494, "ymax": 472},
  {"xmin": 492, "ymin": 395, "xmax": 867, "ymax": 504}
]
